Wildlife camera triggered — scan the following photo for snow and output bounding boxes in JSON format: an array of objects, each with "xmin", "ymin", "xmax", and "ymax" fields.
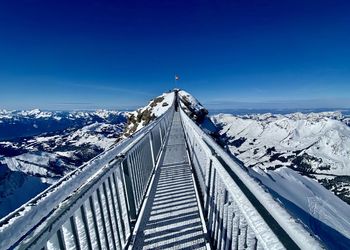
[
  {"xmin": 94, "ymin": 109, "xmax": 121, "ymax": 119},
  {"xmin": 0, "ymin": 141, "xmax": 15, "ymax": 146},
  {"xmin": 4, "ymin": 153, "xmax": 52, "ymax": 175},
  {"xmin": 55, "ymin": 151, "xmax": 75, "ymax": 158},
  {"xmin": 137, "ymin": 92, "xmax": 174, "ymax": 117},
  {"xmin": 61, "ymin": 219, "xmax": 76, "ymax": 249},
  {"xmin": 211, "ymin": 113, "xmax": 350, "ymax": 176},
  {"xmin": 154, "ymin": 92, "xmax": 174, "ymax": 116},
  {"xmin": 19, "ymin": 109, "xmax": 52, "ymax": 119},
  {"xmin": 47, "ymin": 233, "xmax": 60, "ymax": 250},
  {"xmin": 83, "ymin": 199, "xmax": 99, "ymax": 249},
  {"xmin": 123, "ymin": 91, "xmax": 174, "ymax": 136},
  {"xmin": 0, "ymin": 167, "xmax": 49, "ymax": 219},
  {"xmin": 0, "ymin": 109, "xmax": 125, "ymax": 122},
  {"xmin": 34, "ymin": 135, "xmax": 60, "ymax": 143},
  {"xmin": 53, "ymin": 116, "xmax": 62, "ymax": 121},
  {"xmin": 178, "ymin": 90, "xmax": 205, "ymax": 112},
  {"xmin": 178, "ymin": 90, "xmax": 218, "ymax": 134},
  {"xmin": 66, "ymin": 123, "xmax": 117, "ymax": 149},
  {"xmin": 249, "ymin": 167, "xmax": 350, "ymax": 248},
  {"xmin": 1, "ymin": 152, "xmax": 66, "ymax": 184},
  {"xmin": 73, "ymin": 209, "xmax": 89, "ymax": 249}
]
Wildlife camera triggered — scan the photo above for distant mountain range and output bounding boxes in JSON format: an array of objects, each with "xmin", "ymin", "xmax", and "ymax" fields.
[
  {"xmin": 209, "ymin": 108, "xmax": 350, "ymax": 116},
  {"xmin": 0, "ymin": 109, "xmax": 126, "ymax": 218},
  {"xmin": 0, "ymin": 109, "xmax": 126, "ymax": 141}
]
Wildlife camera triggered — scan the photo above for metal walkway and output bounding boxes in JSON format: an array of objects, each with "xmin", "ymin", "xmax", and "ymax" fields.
[{"xmin": 131, "ymin": 111, "xmax": 208, "ymax": 249}]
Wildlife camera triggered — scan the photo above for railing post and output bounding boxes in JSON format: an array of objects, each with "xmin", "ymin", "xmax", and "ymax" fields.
[
  {"xmin": 159, "ymin": 124, "xmax": 163, "ymax": 145},
  {"xmin": 148, "ymin": 132, "xmax": 155, "ymax": 168},
  {"xmin": 121, "ymin": 157, "xmax": 137, "ymax": 221},
  {"xmin": 204, "ymin": 158, "xmax": 213, "ymax": 215}
]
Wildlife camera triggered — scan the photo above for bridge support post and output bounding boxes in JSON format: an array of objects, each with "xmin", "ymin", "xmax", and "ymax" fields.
[
  {"xmin": 121, "ymin": 158, "xmax": 137, "ymax": 221},
  {"xmin": 204, "ymin": 158, "xmax": 213, "ymax": 215},
  {"xmin": 159, "ymin": 126, "xmax": 163, "ymax": 145},
  {"xmin": 148, "ymin": 133, "xmax": 155, "ymax": 168}
]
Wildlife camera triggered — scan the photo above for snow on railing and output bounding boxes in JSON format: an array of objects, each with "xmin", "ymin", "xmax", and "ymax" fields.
[
  {"xmin": 180, "ymin": 108, "xmax": 323, "ymax": 250},
  {"xmin": 0, "ymin": 99, "xmax": 175, "ymax": 250}
]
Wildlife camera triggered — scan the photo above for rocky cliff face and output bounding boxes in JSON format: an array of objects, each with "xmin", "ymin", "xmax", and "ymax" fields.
[{"xmin": 178, "ymin": 90, "xmax": 218, "ymax": 135}]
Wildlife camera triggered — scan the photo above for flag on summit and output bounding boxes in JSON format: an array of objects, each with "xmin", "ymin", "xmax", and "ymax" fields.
[{"xmin": 175, "ymin": 75, "xmax": 180, "ymax": 81}]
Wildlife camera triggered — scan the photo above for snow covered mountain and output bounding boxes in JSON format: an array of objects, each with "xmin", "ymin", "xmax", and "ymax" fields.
[
  {"xmin": 123, "ymin": 91, "xmax": 175, "ymax": 137},
  {"xmin": 0, "ymin": 109, "xmax": 125, "ymax": 141},
  {"xmin": 178, "ymin": 90, "xmax": 218, "ymax": 135},
  {"xmin": 211, "ymin": 112, "xmax": 350, "ymax": 204},
  {"xmin": 0, "ymin": 110, "xmax": 127, "ymax": 218}
]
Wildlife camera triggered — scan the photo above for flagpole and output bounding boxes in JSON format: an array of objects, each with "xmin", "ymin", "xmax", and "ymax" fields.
[{"xmin": 174, "ymin": 74, "xmax": 179, "ymax": 89}]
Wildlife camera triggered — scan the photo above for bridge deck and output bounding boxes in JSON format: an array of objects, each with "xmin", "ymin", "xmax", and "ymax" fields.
[{"xmin": 131, "ymin": 111, "xmax": 208, "ymax": 249}]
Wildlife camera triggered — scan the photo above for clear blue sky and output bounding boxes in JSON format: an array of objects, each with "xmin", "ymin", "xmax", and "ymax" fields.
[{"xmin": 0, "ymin": 0, "xmax": 349, "ymax": 110}]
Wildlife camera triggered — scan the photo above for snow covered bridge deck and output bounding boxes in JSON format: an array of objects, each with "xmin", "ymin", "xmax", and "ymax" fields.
[
  {"xmin": 130, "ymin": 112, "xmax": 208, "ymax": 249},
  {"xmin": 0, "ymin": 90, "xmax": 323, "ymax": 250}
]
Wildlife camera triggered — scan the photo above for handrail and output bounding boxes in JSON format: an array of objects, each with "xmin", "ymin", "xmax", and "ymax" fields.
[
  {"xmin": 0, "ymin": 93, "xmax": 175, "ymax": 249},
  {"xmin": 179, "ymin": 107, "xmax": 323, "ymax": 249}
]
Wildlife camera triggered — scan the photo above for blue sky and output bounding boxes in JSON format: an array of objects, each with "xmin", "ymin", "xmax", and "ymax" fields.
[{"xmin": 0, "ymin": 0, "xmax": 349, "ymax": 110}]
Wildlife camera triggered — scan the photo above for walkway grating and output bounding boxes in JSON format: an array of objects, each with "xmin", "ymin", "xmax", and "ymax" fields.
[{"xmin": 131, "ymin": 111, "xmax": 208, "ymax": 250}]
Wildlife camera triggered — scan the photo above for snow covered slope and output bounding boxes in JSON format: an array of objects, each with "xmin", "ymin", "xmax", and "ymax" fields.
[
  {"xmin": 178, "ymin": 90, "xmax": 218, "ymax": 134},
  {"xmin": 0, "ymin": 164, "xmax": 49, "ymax": 219},
  {"xmin": 123, "ymin": 91, "xmax": 174, "ymax": 136},
  {"xmin": 249, "ymin": 167, "xmax": 350, "ymax": 248},
  {"xmin": 211, "ymin": 112, "xmax": 350, "ymax": 204}
]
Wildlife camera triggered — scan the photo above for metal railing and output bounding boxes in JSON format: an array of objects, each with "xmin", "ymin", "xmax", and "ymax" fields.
[
  {"xmin": 180, "ymin": 108, "xmax": 323, "ymax": 250},
  {"xmin": 0, "ymin": 97, "xmax": 175, "ymax": 250}
]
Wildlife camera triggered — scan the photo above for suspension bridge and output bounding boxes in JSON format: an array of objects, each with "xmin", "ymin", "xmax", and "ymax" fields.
[{"xmin": 0, "ymin": 90, "xmax": 322, "ymax": 249}]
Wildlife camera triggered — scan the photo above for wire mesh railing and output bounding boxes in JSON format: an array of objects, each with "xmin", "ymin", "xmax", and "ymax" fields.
[
  {"xmin": 180, "ymin": 108, "xmax": 322, "ymax": 250},
  {"xmin": 0, "ymin": 99, "xmax": 175, "ymax": 250}
]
